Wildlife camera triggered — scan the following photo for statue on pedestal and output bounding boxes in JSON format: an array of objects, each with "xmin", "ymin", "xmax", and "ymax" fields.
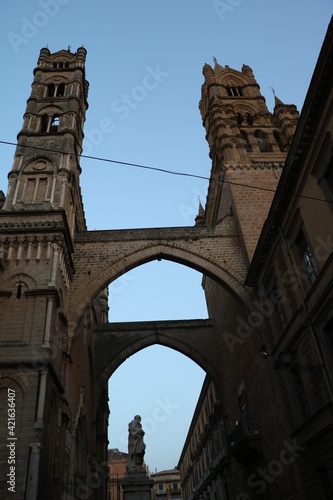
[{"xmin": 127, "ymin": 415, "xmax": 146, "ymax": 470}]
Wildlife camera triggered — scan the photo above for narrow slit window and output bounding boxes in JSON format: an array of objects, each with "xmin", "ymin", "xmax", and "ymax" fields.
[
  {"xmin": 41, "ymin": 114, "xmax": 49, "ymax": 133},
  {"xmin": 48, "ymin": 84, "xmax": 55, "ymax": 97},
  {"xmin": 56, "ymin": 83, "xmax": 65, "ymax": 96}
]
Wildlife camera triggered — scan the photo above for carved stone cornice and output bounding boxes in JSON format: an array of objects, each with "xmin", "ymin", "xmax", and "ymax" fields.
[{"xmin": 223, "ymin": 161, "xmax": 285, "ymax": 171}]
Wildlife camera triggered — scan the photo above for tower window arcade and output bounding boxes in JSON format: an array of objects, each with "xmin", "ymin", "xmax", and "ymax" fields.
[
  {"xmin": 53, "ymin": 61, "xmax": 69, "ymax": 69},
  {"xmin": 226, "ymin": 86, "xmax": 243, "ymax": 97},
  {"xmin": 40, "ymin": 114, "xmax": 60, "ymax": 133},
  {"xmin": 48, "ymin": 83, "xmax": 65, "ymax": 97}
]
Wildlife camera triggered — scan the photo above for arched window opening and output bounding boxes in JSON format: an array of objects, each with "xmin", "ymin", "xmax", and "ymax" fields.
[
  {"xmin": 50, "ymin": 115, "xmax": 60, "ymax": 133},
  {"xmin": 226, "ymin": 86, "xmax": 243, "ymax": 97},
  {"xmin": 65, "ymin": 62, "xmax": 69, "ymax": 68},
  {"xmin": 254, "ymin": 130, "xmax": 272, "ymax": 152},
  {"xmin": 240, "ymin": 131, "xmax": 252, "ymax": 152},
  {"xmin": 56, "ymin": 83, "xmax": 65, "ymax": 96},
  {"xmin": 236, "ymin": 113, "xmax": 243, "ymax": 125},
  {"xmin": 48, "ymin": 83, "xmax": 65, "ymax": 97},
  {"xmin": 274, "ymin": 130, "xmax": 286, "ymax": 152},
  {"xmin": 40, "ymin": 114, "xmax": 49, "ymax": 133},
  {"xmin": 48, "ymin": 84, "xmax": 55, "ymax": 97},
  {"xmin": 246, "ymin": 113, "xmax": 253, "ymax": 125}
]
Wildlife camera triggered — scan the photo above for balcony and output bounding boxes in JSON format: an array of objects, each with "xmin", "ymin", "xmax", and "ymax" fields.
[{"xmin": 228, "ymin": 418, "xmax": 261, "ymax": 464}]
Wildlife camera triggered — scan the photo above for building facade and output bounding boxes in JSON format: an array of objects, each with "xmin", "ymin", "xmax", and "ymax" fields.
[
  {"xmin": 178, "ymin": 377, "xmax": 229, "ymax": 499},
  {"xmin": 0, "ymin": 47, "xmax": 110, "ymax": 500},
  {"xmin": 151, "ymin": 469, "xmax": 182, "ymax": 499},
  {"xmin": 107, "ymin": 449, "xmax": 128, "ymax": 500},
  {"xmin": 0, "ymin": 16, "xmax": 332, "ymax": 500},
  {"xmin": 178, "ymin": 16, "xmax": 333, "ymax": 500}
]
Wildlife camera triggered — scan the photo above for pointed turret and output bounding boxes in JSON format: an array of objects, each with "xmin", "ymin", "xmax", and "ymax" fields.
[
  {"xmin": 199, "ymin": 61, "xmax": 299, "ymax": 260},
  {"xmin": 213, "ymin": 56, "xmax": 224, "ymax": 73},
  {"xmin": 195, "ymin": 202, "xmax": 205, "ymax": 226},
  {"xmin": 274, "ymin": 94, "xmax": 284, "ymax": 106}
]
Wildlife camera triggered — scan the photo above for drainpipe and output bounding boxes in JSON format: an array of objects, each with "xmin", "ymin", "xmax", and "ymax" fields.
[
  {"xmin": 48, "ymin": 244, "xmax": 59, "ymax": 287},
  {"xmin": 42, "ymin": 297, "xmax": 53, "ymax": 348},
  {"xmin": 25, "ymin": 442, "xmax": 42, "ymax": 500},
  {"xmin": 34, "ymin": 368, "xmax": 48, "ymax": 430}
]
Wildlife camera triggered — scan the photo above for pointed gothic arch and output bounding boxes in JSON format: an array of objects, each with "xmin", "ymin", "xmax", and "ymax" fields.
[{"xmin": 68, "ymin": 233, "xmax": 253, "ymax": 333}]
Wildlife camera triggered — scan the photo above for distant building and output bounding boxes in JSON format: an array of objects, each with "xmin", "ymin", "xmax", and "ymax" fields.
[
  {"xmin": 108, "ymin": 449, "xmax": 128, "ymax": 500},
  {"xmin": 151, "ymin": 469, "xmax": 182, "ymax": 499},
  {"xmin": 178, "ymin": 377, "xmax": 229, "ymax": 499}
]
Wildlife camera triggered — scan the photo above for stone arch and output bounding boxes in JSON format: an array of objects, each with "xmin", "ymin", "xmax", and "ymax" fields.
[
  {"xmin": 100, "ymin": 326, "xmax": 217, "ymax": 382},
  {"xmin": 22, "ymin": 157, "xmax": 55, "ymax": 172},
  {"xmin": 93, "ymin": 319, "xmax": 222, "ymax": 404},
  {"xmin": 38, "ymin": 104, "xmax": 63, "ymax": 115},
  {"xmin": 216, "ymin": 69, "xmax": 248, "ymax": 87},
  {"xmin": 69, "ymin": 240, "xmax": 253, "ymax": 331},
  {"xmin": 2, "ymin": 272, "xmax": 37, "ymax": 290}
]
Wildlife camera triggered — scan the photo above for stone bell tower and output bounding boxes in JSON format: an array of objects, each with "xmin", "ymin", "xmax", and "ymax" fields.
[
  {"xmin": 0, "ymin": 48, "xmax": 109, "ymax": 500},
  {"xmin": 3, "ymin": 46, "xmax": 88, "ymax": 233},
  {"xmin": 199, "ymin": 59, "xmax": 299, "ymax": 263}
]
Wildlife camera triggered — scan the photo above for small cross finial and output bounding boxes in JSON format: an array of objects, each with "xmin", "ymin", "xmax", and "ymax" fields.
[
  {"xmin": 213, "ymin": 56, "xmax": 218, "ymax": 64},
  {"xmin": 67, "ymin": 45, "xmax": 72, "ymax": 52}
]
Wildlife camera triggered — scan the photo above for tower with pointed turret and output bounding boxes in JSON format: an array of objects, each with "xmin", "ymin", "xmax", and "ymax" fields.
[
  {"xmin": 199, "ymin": 59, "xmax": 299, "ymax": 262},
  {"xmin": 0, "ymin": 47, "xmax": 109, "ymax": 500}
]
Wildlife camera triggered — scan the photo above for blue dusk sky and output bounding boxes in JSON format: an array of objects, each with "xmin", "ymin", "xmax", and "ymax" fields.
[{"xmin": 0, "ymin": 0, "xmax": 332, "ymax": 473}]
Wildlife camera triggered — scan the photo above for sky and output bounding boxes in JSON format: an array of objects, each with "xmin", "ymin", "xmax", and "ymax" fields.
[{"xmin": 0, "ymin": 0, "xmax": 332, "ymax": 473}]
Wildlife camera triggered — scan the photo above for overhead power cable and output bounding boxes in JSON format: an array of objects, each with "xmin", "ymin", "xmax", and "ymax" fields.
[{"xmin": 0, "ymin": 140, "xmax": 330, "ymax": 204}]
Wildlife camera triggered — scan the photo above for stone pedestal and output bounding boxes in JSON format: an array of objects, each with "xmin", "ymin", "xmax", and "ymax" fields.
[{"xmin": 121, "ymin": 468, "xmax": 154, "ymax": 500}]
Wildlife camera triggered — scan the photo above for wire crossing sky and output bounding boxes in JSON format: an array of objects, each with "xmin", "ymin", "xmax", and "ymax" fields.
[{"xmin": 0, "ymin": 140, "xmax": 330, "ymax": 204}]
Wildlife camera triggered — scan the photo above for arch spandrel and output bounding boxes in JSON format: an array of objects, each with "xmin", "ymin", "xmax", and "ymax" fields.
[
  {"xmin": 69, "ymin": 225, "xmax": 253, "ymax": 330},
  {"xmin": 93, "ymin": 319, "xmax": 222, "ymax": 402}
]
